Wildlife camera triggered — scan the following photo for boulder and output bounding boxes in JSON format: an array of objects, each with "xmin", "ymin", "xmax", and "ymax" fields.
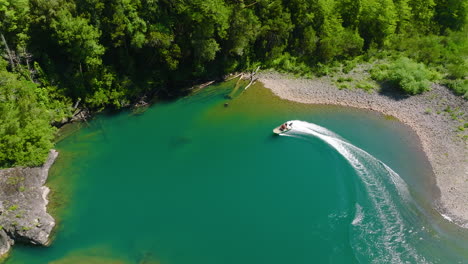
[{"xmin": 0, "ymin": 150, "xmax": 58, "ymax": 258}]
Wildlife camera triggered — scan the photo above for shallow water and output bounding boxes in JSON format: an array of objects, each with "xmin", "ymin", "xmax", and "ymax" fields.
[{"xmin": 6, "ymin": 81, "xmax": 468, "ymax": 263}]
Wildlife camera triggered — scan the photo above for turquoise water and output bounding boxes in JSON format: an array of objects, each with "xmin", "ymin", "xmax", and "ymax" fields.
[{"xmin": 6, "ymin": 81, "xmax": 468, "ymax": 263}]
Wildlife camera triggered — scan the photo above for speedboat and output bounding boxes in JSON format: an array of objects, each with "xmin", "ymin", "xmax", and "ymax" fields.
[{"xmin": 273, "ymin": 122, "xmax": 293, "ymax": 135}]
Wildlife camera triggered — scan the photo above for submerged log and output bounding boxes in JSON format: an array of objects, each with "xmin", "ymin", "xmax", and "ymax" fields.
[
  {"xmin": 226, "ymin": 73, "xmax": 244, "ymax": 99},
  {"xmin": 244, "ymin": 79, "xmax": 257, "ymax": 90}
]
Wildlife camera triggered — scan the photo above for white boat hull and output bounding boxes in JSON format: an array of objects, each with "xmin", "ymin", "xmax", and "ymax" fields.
[{"xmin": 273, "ymin": 126, "xmax": 291, "ymax": 134}]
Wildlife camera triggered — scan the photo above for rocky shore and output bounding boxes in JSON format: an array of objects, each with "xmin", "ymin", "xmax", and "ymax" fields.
[
  {"xmin": 259, "ymin": 71, "xmax": 468, "ymax": 228},
  {"xmin": 0, "ymin": 150, "xmax": 57, "ymax": 258}
]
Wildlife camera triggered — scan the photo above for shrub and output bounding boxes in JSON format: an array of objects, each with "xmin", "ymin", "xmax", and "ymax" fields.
[
  {"xmin": 444, "ymin": 79, "xmax": 468, "ymax": 99},
  {"xmin": 270, "ymin": 53, "xmax": 311, "ymax": 74},
  {"xmin": 370, "ymin": 57, "xmax": 439, "ymax": 95},
  {"xmin": 446, "ymin": 59, "xmax": 468, "ymax": 79}
]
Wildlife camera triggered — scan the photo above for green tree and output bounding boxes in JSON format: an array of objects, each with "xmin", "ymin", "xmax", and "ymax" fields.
[
  {"xmin": 0, "ymin": 59, "xmax": 56, "ymax": 167},
  {"xmin": 337, "ymin": 0, "xmax": 361, "ymax": 29},
  {"xmin": 106, "ymin": 0, "xmax": 147, "ymax": 48},
  {"xmin": 359, "ymin": 0, "xmax": 397, "ymax": 48},
  {"xmin": 50, "ymin": 8, "xmax": 104, "ymax": 68},
  {"xmin": 393, "ymin": 0, "xmax": 412, "ymax": 33},
  {"xmin": 0, "ymin": 0, "xmax": 30, "ymax": 47},
  {"xmin": 434, "ymin": 0, "xmax": 468, "ymax": 32},
  {"xmin": 254, "ymin": 0, "xmax": 293, "ymax": 62},
  {"xmin": 315, "ymin": 0, "xmax": 363, "ymax": 61},
  {"xmin": 408, "ymin": 0, "xmax": 435, "ymax": 33}
]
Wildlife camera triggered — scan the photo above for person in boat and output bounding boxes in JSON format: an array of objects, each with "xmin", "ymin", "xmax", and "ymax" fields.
[{"xmin": 280, "ymin": 123, "xmax": 290, "ymax": 131}]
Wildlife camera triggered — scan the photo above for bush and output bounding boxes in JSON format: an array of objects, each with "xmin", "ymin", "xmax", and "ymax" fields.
[
  {"xmin": 269, "ymin": 53, "xmax": 311, "ymax": 75},
  {"xmin": 446, "ymin": 59, "xmax": 468, "ymax": 79},
  {"xmin": 342, "ymin": 58, "xmax": 360, "ymax": 73},
  {"xmin": 388, "ymin": 29, "xmax": 468, "ymax": 79},
  {"xmin": 370, "ymin": 57, "xmax": 439, "ymax": 94},
  {"xmin": 445, "ymin": 79, "xmax": 468, "ymax": 99}
]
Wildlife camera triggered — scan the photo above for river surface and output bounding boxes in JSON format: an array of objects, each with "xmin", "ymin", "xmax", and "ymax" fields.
[{"xmin": 6, "ymin": 81, "xmax": 468, "ymax": 263}]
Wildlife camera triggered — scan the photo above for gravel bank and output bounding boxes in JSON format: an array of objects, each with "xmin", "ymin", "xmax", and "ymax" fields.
[{"xmin": 258, "ymin": 71, "xmax": 468, "ymax": 228}]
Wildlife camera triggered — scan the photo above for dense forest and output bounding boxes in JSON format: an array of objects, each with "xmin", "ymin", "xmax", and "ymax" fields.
[{"xmin": 0, "ymin": 0, "xmax": 467, "ymax": 167}]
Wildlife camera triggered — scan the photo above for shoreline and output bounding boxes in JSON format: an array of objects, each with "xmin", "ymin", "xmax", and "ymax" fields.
[{"xmin": 258, "ymin": 71, "xmax": 468, "ymax": 228}]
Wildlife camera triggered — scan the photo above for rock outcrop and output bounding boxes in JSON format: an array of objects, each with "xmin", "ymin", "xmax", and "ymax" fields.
[{"xmin": 0, "ymin": 150, "xmax": 57, "ymax": 258}]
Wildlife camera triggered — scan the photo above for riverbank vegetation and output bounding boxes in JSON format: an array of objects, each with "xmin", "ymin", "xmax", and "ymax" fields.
[{"xmin": 0, "ymin": 0, "xmax": 467, "ymax": 167}]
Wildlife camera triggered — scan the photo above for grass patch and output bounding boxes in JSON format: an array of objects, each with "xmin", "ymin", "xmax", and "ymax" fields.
[
  {"xmin": 6, "ymin": 176, "xmax": 24, "ymax": 185},
  {"xmin": 444, "ymin": 106, "xmax": 453, "ymax": 113},
  {"xmin": 8, "ymin": 205, "xmax": 19, "ymax": 211},
  {"xmin": 355, "ymin": 80, "xmax": 376, "ymax": 92},
  {"xmin": 338, "ymin": 83, "xmax": 350, "ymax": 90},
  {"xmin": 337, "ymin": 76, "xmax": 353, "ymax": 83},
  {"xmin": 384, "ymin": 115, "xmax": 398, "ymax": 121}
]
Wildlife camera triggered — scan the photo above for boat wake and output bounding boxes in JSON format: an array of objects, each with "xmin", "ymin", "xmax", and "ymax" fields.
[{"xmin": 280, "ymin": 120, "xmax": 429, "ymax": 263}]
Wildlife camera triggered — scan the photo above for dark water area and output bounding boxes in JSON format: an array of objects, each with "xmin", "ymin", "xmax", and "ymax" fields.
[{"xmin": 6, "ymin": 81, "xmax": 468, "ymax": 263}]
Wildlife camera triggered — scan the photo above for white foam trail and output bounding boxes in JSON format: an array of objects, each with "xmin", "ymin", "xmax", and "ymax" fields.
[
  {"xmin": 281, "ymin": 120, "xmax": 428, "ymax": 263},
  {"xmin": 352, "ymin": 204, "xmax": 364, "ymax": 226}
]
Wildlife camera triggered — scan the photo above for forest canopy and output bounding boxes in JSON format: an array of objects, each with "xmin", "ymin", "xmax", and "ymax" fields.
[{"xmin": 1, "ymin": 0, "xmax": 467, "ymax": 167}]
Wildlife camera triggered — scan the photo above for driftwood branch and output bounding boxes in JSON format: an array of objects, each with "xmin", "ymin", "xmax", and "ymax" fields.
[
  {"xmin": 198, "ymin": 80, "xmax": 215, "ymax": 90},
  {"xmin": 244, "ymin": 66, "xmax": 260, "ymax": 90},
  {"xmin": 187, "ymin": 80, "xmax": 216, "ymax": 93},
  {"xmin": 244, "ymin": 79, "xmax": 257, "ymax": 90},
  {"xmin": 225, "ymin": 72, "xmax": 243, "ymax": 81}
]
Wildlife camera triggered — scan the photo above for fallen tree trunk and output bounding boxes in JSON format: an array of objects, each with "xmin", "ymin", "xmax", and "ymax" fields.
[
  {"xmin": 244, "ymin": 66, "xmax": 260, "ymax": 90},
  {"xmin": 225, "ymin": 72, "xmax": 243, "ymax": 81},
  {"xmin": 1, "ymin": 33, "xmax": 15, "ymax": 69}
]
